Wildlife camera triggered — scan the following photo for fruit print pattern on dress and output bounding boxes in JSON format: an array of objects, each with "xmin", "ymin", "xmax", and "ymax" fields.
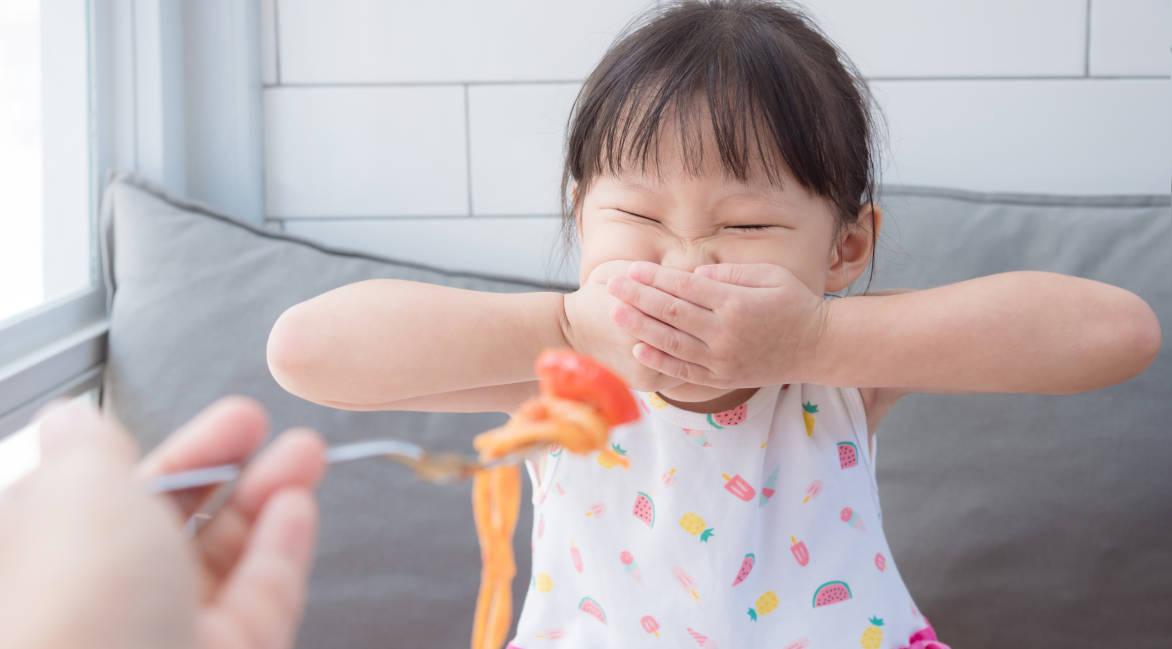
[
  {"xmin": 747, "ymin": 590, "xmax": 779, "ymax": 621},
  {"xmin": 840, "ymin": 506, "xmax": 866, "ymax": 531},
  {"xmin": 759, "ymin": 466, "xmax": 779, "ymax": 506},
  {"xmin": 790, "ymin": 536, "xmax": 809, "ymax": 567},
  {"xmin": 633, "ymin": 492, "xmax": 656, "ymax": 528},
  {"xmin": 646, "ymin": 392, "xmax": 668, "ymax": 409},
  {"xmin": 679, "ymin": 512, "xmax": 715, "ymax": 542},
  {"xmin": 706, "ymin": 403, "xmax": 747, "ymax": 429},
  {"xmin": 597, "ymin": 443, "xmax": 629, "ymax": 469},
  {"xmin": 802, "ymin": 401, "xmax": 818, "ymax": 437},
  {"xmin": 585, "ymin": 502, "xmax": 605, "ymax": 518},
  {"xmin": 640, "ymin": 615, "xmax": 661, "ymax": 637},
  {"xmin": 801, "ymin": 479, "xmax": 822, "ymax": 504},
  {"xmin": 722, "ymin": 472, "xmax": 756, "ymax": 501},
  {"xmin": 687, "ymin": 627, "xmax": 720, "ymax": 648},
  {"xmin": 662, "ymin": 467, "xmax": 678, "ymax": 486},
  {"xmin": 860, "ymin": 616, "xmax": 885, "ymax": 649},
  {"xmin": 838, "ymin": 441, "xmax": 860, "ymax": 469},
  {"xmin": 579, "ymin": 596, "xmax": 607, "ymax": 624},
  {"xmin": 812, "ymin": 580, "xmax": 853, "ymax": 607},
  {"xmin": 731, "ymin": 552, "xmax": 755, "ymax": 586},
  {"xmin": 535, "ymin": 572, "xmax": 553, "ymax": 592},
  {"xmin": 673, "ymin": 565, "xmax": 701, "ymax": 600},
  {"xmin": 619, "ymin": 550, "xmax": 642, "ymax": 582},
  {"xmin": 874, "ymin": 553, "xmax": 886, "ymax": 572},
  {"xmin": 682, "ymin": 427, "xmax": 712, "ymax": 448},
  {"xmin": 569, "ymin": 542, "xmax": 583, "ymax": 573}
]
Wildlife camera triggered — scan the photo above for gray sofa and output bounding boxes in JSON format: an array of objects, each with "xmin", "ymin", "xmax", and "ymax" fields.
[{"xmin": 98, "ymin": 176, "xmax": 1171, "ymax": 648}]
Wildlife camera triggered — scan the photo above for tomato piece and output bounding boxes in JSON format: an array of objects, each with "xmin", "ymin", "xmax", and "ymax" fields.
[{"xmin": 534, "ymin": 349, "xmax": 639, "ymax": 426}]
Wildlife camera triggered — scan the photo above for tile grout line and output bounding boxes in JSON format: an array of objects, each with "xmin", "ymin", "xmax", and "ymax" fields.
[
  {"xmin": 1084, "ymin": 0, "xmax": 1092, "ymax": 77},
  {"xmin": 260, "ymin": 75, "xmax": 1169, "ymax": 90},
  {"xmin": 273, "ymin": 0, "xmax": 283, "ymax": 85},
  {"xmin": 268, "ymin": 214, "xmax": 562, "ymax": 222},
  {"xmin": 463, "ymin": 84, "xmax": 474, "ymax": 216}
]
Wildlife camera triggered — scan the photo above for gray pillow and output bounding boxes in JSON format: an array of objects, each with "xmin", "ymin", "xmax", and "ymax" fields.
[
  {"xmin": 98, "ymin": 175, "xmax": 570, "ymax": 649},
  {"xmin": 869, "ymin": 186, "xmax": 1171, "ymax": 648}
]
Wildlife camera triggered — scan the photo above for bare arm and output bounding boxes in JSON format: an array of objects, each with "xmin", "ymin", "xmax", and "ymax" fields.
[
  {"xmin": 810, "ymin": 271, "xmax": 1162, "ymax": 394},
  {"xmin": 266, "ymin": 279, "xmax": 568, "ymax": 413}
]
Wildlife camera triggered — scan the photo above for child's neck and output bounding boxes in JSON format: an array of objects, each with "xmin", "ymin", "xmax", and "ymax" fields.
[{"xmin": 657, "ymin": 385, "xmax": 760, "ymax": 414}]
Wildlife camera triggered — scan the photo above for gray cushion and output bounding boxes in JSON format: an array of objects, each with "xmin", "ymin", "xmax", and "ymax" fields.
[
  {"xmin": 98, "ymin": 175, "xmax": 570, "ymax": 649},
  {"xmin": 100, "ymin": 176, "xmax": 1171, "ymax": 649},
  {"xmin": 869, "ymin": 186, "xmax": 1171, "ymax": 648}
]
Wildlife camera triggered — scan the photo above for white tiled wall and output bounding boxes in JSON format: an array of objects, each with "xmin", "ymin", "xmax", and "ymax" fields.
[{"xmin": 261, "ymin": 0, "xmax": 1171, "ymax": 283}]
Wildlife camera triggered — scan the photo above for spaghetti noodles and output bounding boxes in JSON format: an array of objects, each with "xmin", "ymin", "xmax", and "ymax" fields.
[{"xmin": 469, "ymin": 349, "xmax": 639, "ymax": 649}]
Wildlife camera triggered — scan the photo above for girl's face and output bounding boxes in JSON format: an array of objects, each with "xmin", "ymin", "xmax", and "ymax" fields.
[{"xmin": 576, "ymin": 119, "xmax": 844, "ymax": 298}]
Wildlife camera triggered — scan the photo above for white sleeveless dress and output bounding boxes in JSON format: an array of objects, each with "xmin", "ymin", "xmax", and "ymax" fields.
[{"xmin": 508, "ymin": 383, "xmax": 944, "ymax": 649}]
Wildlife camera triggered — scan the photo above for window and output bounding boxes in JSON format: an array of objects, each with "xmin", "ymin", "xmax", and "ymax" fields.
[
  {"xmin": 0, "ymin": 0, "xmax": 96, "ymax": 324},
  {"xmin": 0, "ymin": 1, "xmax": 107, "ymax": 439}
]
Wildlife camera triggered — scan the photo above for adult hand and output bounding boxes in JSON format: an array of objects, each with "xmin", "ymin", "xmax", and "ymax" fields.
[
  {"xmin": 0, "ymin": 396, "xmax": 326, "ymax": 649},
  {"xmin": 563, "ymin": 259, "xmax": 685, "ymax": 393},
  {"xmin": 606, "ymin": 261, "xmax": 829, "ymax": 389}
]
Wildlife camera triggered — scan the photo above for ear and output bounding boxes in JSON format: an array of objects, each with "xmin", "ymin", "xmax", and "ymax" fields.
[{"xmin": 826, "ymin": 203, "xmax": 882, "ymax": 292}]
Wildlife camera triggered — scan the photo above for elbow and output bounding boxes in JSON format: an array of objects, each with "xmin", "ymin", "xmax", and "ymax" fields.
[
  {"xmin": 1108, "ymin": 292, "xmax": 1162, "ymax": 384},
  {"xmin": 1129, "ymin": 297, "xmax": 1162, "ymax": 374},
  {"xmin": 266, "ymin": 303, "xmax": 321, "ymax": 400}
]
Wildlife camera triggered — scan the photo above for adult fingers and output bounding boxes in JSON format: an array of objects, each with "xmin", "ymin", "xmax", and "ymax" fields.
[
  {"xmin": 198, "ymin": 489, "xmax": 317, "ymax": 649},
  {"xmin": 194, "ymin": 429, "xmax": 325, "ymax": 593},
  {"xmin": 37, "ymin": 398, "xmax": 138, "ymax": 469},
  {"xmin": 137, "ymin": 396, "xmax": 270, "ymax": 519}
]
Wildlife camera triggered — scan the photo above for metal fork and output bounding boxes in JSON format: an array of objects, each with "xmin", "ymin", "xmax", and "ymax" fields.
[{"xmin": 148, "ymin": 438, "xmax": 536, "ymax": 537}]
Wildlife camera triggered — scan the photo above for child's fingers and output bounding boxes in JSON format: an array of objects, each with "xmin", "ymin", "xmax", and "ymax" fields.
[
  {"xmin": 627, "ymin": 262, "xmax": 726, "ymax": 309},
  {"xmin": 611, "ymin": 303, "xmax": 709, "ymax": 364},
  {"xmin": 607, "ymin": 275, "xmax": 714, "ymax": 337},
  {"xmin": 695, "ymin": 263, "xmax": 789, "ymax": 288},
  {"xmin": 632, "ymin": 343, "xmax": 719, "ymax": 387}
]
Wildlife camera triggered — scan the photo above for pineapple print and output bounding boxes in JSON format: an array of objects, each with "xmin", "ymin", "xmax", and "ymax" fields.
[
  {"xmin": 647, "ymin": 392, "xmax": 668, "ymax": 409},
  {"xmin": 860, "ymin": 617, "xmax": 884, "ymax": 649},
  {"xmin": 747, "ymin": 591, "xmax": 779, "ymax": 621},
  {"xmin": 679, "ymin": 512, "xmax": 716, "ymax": 542},
  {"xmin": 802, "ymin": 401, "xmax": 818, "ymax": 437}
]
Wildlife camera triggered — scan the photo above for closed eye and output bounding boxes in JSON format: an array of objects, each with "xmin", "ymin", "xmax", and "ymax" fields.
[
  {"xmin": 614, "ymin": 209, "xmax": 660, "ymax": 224},
  {"xmin": 726, "ymin": 224, "xmax": 776, "ymax": 231}
]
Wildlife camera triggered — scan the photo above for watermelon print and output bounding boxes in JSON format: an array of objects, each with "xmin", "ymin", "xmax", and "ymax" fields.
[
  {"xmin": 579, "ymin": 596, "xmax": 607, "ymax": 623},
  {"xmin": 812, "ymin": 580, "xmax": 853, "ymax": 607},
  {"xmin": 632, "ymin": 491, "xmax": 655, "ymax": 528},
  {"xmin": 838, "ymin": 441, "xmax": 859, "ymax": 469},
  {"xmin": 706, "ymin": 403, "xmax": 746, "ymax": 428}
]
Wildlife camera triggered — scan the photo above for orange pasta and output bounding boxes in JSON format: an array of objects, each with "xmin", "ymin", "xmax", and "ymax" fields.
[{"xmin": 469, "ymin": 349, "xmax": 640, "ymax": 649}]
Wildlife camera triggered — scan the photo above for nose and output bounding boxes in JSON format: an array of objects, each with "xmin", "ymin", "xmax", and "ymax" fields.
[{"xmin": 659, "ymin": 243, "xmax": 715, "ymax": 273}]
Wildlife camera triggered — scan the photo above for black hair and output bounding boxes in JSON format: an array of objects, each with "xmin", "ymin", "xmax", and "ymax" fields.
[{"xmin": 559, "ymin": 0, "xmax": 886, "ymax": 292}]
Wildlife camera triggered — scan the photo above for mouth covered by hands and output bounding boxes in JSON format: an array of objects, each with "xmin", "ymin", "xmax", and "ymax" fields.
[{"xmin": 605, "ymin": 261, "xmax": 828, "ymax": 389}]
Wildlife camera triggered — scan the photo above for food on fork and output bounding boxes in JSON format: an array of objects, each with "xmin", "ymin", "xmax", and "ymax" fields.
[{"xmin": 469, "ymin": 349, "xmax": 639, "ymax": 649}]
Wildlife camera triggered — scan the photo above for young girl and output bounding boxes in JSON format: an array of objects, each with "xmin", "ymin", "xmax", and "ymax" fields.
[{"xmin": 266, "ymin": 1, "xmax": 1161, "ymax": 647}]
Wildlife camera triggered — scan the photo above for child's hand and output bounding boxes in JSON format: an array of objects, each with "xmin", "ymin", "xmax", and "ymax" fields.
[
  {"xmin": 606, "ymin": 261, "xmax": 828, "ymax": 388},
  {"xmin": 564, "ymin": 260, "xmax": 686, "ymax": 393}
]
